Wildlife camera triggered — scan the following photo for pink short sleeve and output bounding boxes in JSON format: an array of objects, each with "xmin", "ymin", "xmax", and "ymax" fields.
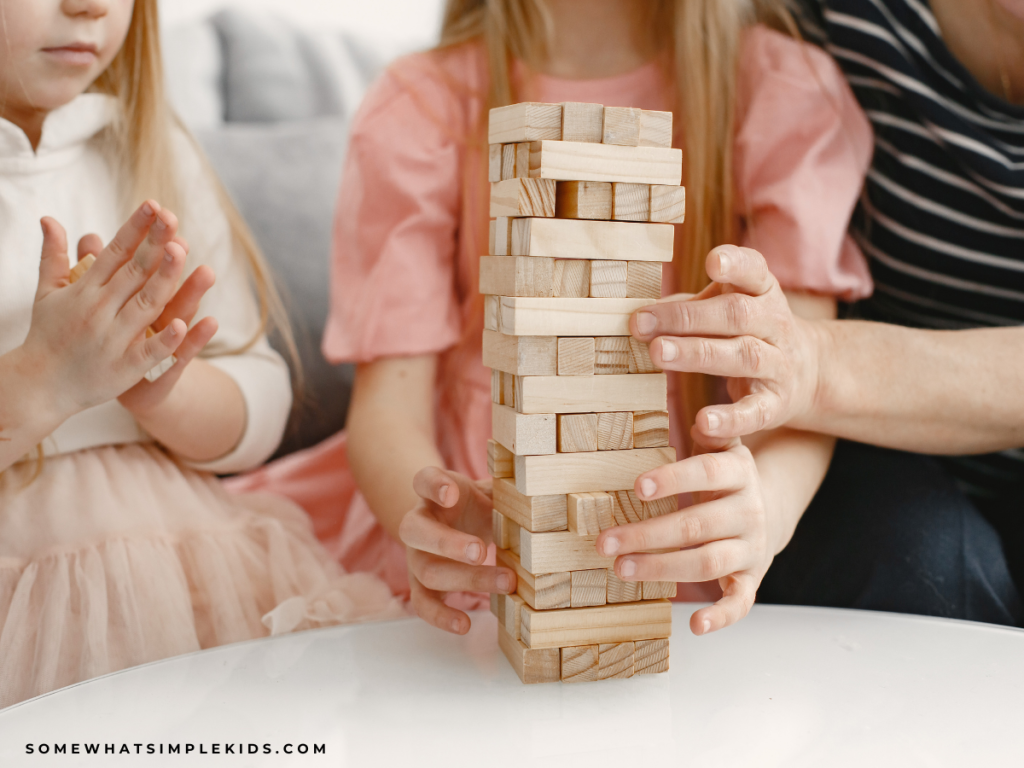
[
  {"xmin": 735, "ymin": 27, "xmax": 874, "ymax": 302},
  {"xmin": 322, "ymin": 55, "xmax": 465, "ymax": 363}
]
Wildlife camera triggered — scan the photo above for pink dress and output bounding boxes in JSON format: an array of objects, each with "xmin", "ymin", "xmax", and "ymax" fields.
[{"xmin": 228, "ymin": 27, "xmax": 874, "ymax": 608}]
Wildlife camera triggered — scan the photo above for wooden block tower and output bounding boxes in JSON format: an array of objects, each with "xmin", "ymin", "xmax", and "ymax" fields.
[{"xmin": 485, "ymin": 102, "xmax": 685, "ymax": 683}]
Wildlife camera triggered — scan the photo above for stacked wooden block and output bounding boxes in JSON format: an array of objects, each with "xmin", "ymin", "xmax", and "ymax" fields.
[{"xmin": 485, "ymin": 102, "xmax": 685, "ymax": 684}]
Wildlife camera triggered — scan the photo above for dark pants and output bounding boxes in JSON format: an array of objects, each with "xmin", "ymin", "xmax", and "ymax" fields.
[{"xmin": 759, "ymin": 440, "xmax": 1024, "ymax": 627}]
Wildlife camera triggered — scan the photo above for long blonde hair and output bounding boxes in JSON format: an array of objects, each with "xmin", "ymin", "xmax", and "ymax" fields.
[{"xmin": 438, "ymin": 0, "xmax": 796, "ymax": 427}]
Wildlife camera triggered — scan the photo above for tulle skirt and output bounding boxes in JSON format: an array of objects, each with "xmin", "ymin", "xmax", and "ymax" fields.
[{"xmin": 0, "ymin": 443, "xmax": 405, "ymax": 709}]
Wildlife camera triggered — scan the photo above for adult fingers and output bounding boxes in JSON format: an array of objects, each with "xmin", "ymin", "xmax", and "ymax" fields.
[
  {"xmin": 408, "ymin": 575, "xmax": 470, "ymax": 635},
  {"xmin": 612, "ymin": 539, "xmax": 747, "ymax": 583},
  {"xmin": 399, "ymin": 503, "xmax": 487, "ymax": 565},
  {"xmin": 114, "ymin": 241, "xmax": 187, "ymax": 340},
  {"xmin": 152, "ymin": 265, "xmax": 215, "ymax": 330},
  {"xmin": 648, "ymin": 335, "xmax": 783, "ymax": 379},
  {"xmin": 597, "ymin": 495, "xmax": 746, "ymax": 557},
  {"xmin": 695, "ymin": 392, "xmax": 782, "ymax": 440},
  {"xmin": 407, "ymin": 548, "xmax": 515, "ymax": 595},
  {"xmin": 705, "ymin": 245, "xmax": 776, "ymax": 296},
  {"xmin": 103, "ymin": 207, "xmax": 180, "ymax": 310},
  {"xmin": 87, "ymin": 201, "xmax": 161, "ymax": 283},
  {"xmin": 689, "ymin": 574, "xmax": 758, "ymax": 635},
  {"xmin": 77, "ymin": 233, "xmax": 104, "ymax": 262},
  {"xmin": 632, "ymin": 449, "xmax": 752, "ymax": 502},
  {"xmin": 631, "ymin": 291, "xmax": 768, "ymax": 343},
  {"xmin": 35, "ymin": 218, "xmax": 70, "ymax": 300}
]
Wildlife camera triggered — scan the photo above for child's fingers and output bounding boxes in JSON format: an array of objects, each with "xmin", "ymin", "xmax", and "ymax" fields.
[
  {"xmin": 613, "ymin": 539, "xmax": 747, "ymax": 584},
  {"xmin": 695, "ymin": 391, "xmax": 782, "ymax": 441},
  {"xmin": 88, "ymin": 201, "xmax": 161, "ymax": 283},
  {"xmin": 114, "ymin": 242, "xmax": 186, "ymax": 338},
  {"xmin": 77, "ymin": 233, "xmax": 104, "ymax": 262},
  {"xmin": 399, "ymin": 505, "xmax": 487, "ymax": 565},
  {"xmin": 130, "ymin": 318, "xmax": 186, "ymax": 376},
  {"xmin": 103, "ymin": 208, "xmax": 180, "ymax": 310},
  {"xmin": 409, "ymin": 575, "xmax": 470, "ymax": 635},
  {"xmin": 596, "ymin": 496, "xmax": 747, "ymax": 557},
  {"xmin": 152, "ymin": 265, "xmax": 215, "ymax": 330},
  {"xmin": 647, "ymin": 334, "xmax": 783, "ymax": 379},
  {"xmin": 35, "ymin": 217, "xmax": 70, "ymax": 300},
  {"xmin": 407, "ymin": 548, "xmax": 515, "ymax": 596},
  {"xmin": 634, "ymin": 448, "xmax": 752, "ymax": 502},
  {"xmin": 689, "ymin": 575, "xmax": 758, "ymax": 635},
  {"xmin": 134, "ymin": 318, "xmax": 218, "ymax": 394}
]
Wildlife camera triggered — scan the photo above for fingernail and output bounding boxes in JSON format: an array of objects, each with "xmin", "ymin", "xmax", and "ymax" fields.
[
  {"xmin": 438, "ymin": 485, "xmax": 449, "ymax": 505},
  {"xmin": 466, "ymin": 543, "xmax": 482, "ymax": 563},
  {"xmin": 167, "ymin": 323, "xmax": 179, "ymax": 337},
  {"xmin": 603, "ymin": 537, "xmax": 620, "ymax": 556},
  {"xmin": 718, "ymin": 252, "xmax": 731, "ymax": 275},
  {"xmin": 451, "ymin": 619, "xmax": 462, "ymax": 633},
  {"xmin": 164, "ymin": 249, "xmax": 174, "ymax": 263},
  {"xmin": 154, "ymin": 217, "xmax": 167, "ymax": 231},
  {"xmin": 142, "ymin": 202, "xmax": 154, "ymax": 216},
  {"xmin": 702, "ymin": 618, "xmax": 711, "ymax": 634},
  {"xmin": 496, "ymin": 573, "xmax": 511, "ymax": 592},
  {"xmin": 620, "ymin": 559, "xmax": 636, "ymax": 578},
  {"xmin": 636, "ymin": 312, "xmax": 656, "ymax": 335},
  {"xmin": 706, "ymin": 412, "xmax": 721, "ymax": 432},
  {"xmin": 660, "ymin": 339, "xmax": 677, "ymax": 362},
  {"xmin": 640, "ymin": 478, "xmax": 657, "ymax": 498}
]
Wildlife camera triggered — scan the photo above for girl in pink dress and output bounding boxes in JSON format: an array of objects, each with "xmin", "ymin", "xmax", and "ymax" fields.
[{"xmin": 231, "ymin": 0, "xmax": 873, "ymax": 636}]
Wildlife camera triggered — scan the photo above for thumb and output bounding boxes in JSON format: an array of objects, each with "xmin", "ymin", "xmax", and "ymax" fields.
[{"xmin": 36, "ymin": 217, "xmax": 70, "ymax": 301}]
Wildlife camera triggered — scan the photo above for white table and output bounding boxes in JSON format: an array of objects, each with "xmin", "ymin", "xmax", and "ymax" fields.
[{"xmin": 1, "ymin": 605, "xmax": 1021, "ymax": 767}]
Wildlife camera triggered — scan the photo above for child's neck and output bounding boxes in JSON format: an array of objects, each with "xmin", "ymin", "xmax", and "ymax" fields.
[{"xmin": 536, "ymin": 0, "xmax": 662, "ymax": 80}]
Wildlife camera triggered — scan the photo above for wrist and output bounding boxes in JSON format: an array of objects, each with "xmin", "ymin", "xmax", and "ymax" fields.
[
  {"xmin": 1, "ymin": 346, "xmax": 78, "ymax": 429},
  {"xmin": 789, "ymin": 317, "xmax": 834, "ymax": 432}
]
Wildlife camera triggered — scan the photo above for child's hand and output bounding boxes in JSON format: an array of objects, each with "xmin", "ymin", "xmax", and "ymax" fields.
[
  {"xmin": 400, "ymin": 468, "xmax": 517, "ymax": 635},
  {"xmin": 21, "ymin": 202, "xmax": 188, "ymax": 420},
  {"xmin": 595, "ymin": 438, "xmax": 774, "ymax": 636}
]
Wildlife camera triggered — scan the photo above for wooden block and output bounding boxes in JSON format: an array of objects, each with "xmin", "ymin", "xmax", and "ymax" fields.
[
  {"xmin": 555, "ymin": 180, "xmax": 612, "ymax": 220},
  {"xmin": 504, "ymin": 592, "xmax": 526, "ymax": 640},
  {"xmin": 515, "ymin": 142, "xmax": 531, "ymax": 178},
  {"xmin": 643, "ymin": 495, "xmax": 677, "ymax": 519},
  {"xmin": 68, "ymin": 253, "xmax": 96, "ymax": 284},
  {"xmin": 496, "ymin": 548, "xmax": 571, "ymax": 609},
  {"xmin": 557, "ymin": 337, "xmax": 596, "ymax": 376},
  {"xmin": 493, "ymin": 477, "xmax": 567, "ymax": 532},
  {"xmin": 520, "ymin": 599, "xmax": 672, "ymax": 649},
  {"xmin": 590, "ymin": 260, "xmax": 628, "ymax": 298},
  {"xmin": 491, "ymin": 369, "xmax": 502, "ymax": 404},
  {"xmin": 491, "ymin": 592, "xmax": 501, "ymax": 618},
  {"xmin": 489, "ymin": 296, "xmax": 655, "ymax": 337},
  {"xmin": 638, "ymin": 110, "xmax": 673, "ymax": 148},
  {"xmin": 628, "ymin": 338, "xmax": 660, "ymax": 373},
  {"xmin": 558, "ymin": 414, "xmax": 598, "ymax": 453},
  {"xmin": 488, "ymin": 219, "xmax": 496, "ymax": 256},
  {"xmin": 561, "ymin": 102, "xmax": 604, "ymax": 143},
  {"xmin": 649, "ymin": 184, "xmax": 686, "ymax": 224},
  {"xmin": 634, "ymin": 638, "xmax": 669, "ymax": 674},
  {"xmin": 489, "ymin": 102, "xmax": 562, "ymax": 144},
  {"xmin": 494, "ymin": 216, "xmax": 513, "ymax": 255},
  {"xmin": 493, "ymin": 508, "xmax": 511, "ymax": 549},
  {"xmin": 499, "ymin": 624, "xmax": 560, "ymax": 684},
  {"xmin": 597, "ymin": 412, "xmax": 633, "ymax": 451},
  {"xmin": 488, "ymin": 143, "xmax": 502, "ymax": 182},
  {"xmin": 567, "ymin": 492, "xmax": 615, "ymax": 535},
  {"xmin": 528, "ymin": 140, "xmax": 683, "ymax": 186},
  {"xmin": 514, "ymin": 373, "xmax": 667, "ymax": 415},
  {"xmin": 501, "ymin": 143, "xmax": 515, "ymax": 180},
  {"xmin": 479, "ymin": 256, "xmax": 555, "ymax": 298},
  {"xmin": 633, "ymin": 410, "xmax": 670, "ymax": 448},
  {"xmin": 520, "ymin": 529, "xmax": 613, "ymax": 574},
  {"xmin": 512, "ymin": 217, "xmax": 673, "ymax": 262},
  {"xmin": 607, "ymin": 569, "xmax": 642, "ymax": 603},
  {"xmin": 514, "ymin": 447, "xmax": 675, "ymax": 496},
  {"xmin": 612, "ymin": 183, "xmax": 650, "ymax": 222},
  {"xmin": 598, "ymin": 641, "xmax": 635, "ymax": 679},
  {"xmin": 571, "ymin": 569, "xmax": 608, "ymax": 607},
  {"xmin": 594, "ymin": 337, "xmax": 630, "ymax": 375},
  {"xmin": 509, "ymin": 518, "xmax": 521, "ymax": 555},
  {"xmin": 492, "ymin": 403, "xmax": 556, "ymax": 456},
  {"xmin": 602, "ymin": 106, "xmax": 641, "ymax": 146},
  {"xmin": 561, "ymin": 645, "xmax": 599, "ymax": 683},
  {"xmin": 552, "ymin": 259, "xmax": 590, "ymax": 298},
  {"xmin": 488, "ymin": 438, "xmax": 514, "ymax": 478},
  {"xmin": 482, "ymin": 331, "xmax": 557, "ymax": 376},
  {"xmin": 643, "ymin": 581, "xmax": 677, "ymax": 600},
  {"xmin": 611, "ymin": 490, "xmax": 645, "ymax": 525},
  {"xmin": 502, "ymin": 373, "xmax": 515, "ymax": 409},
  {"xmin": 490, "ymin": 178, "xmax": 556, "ymax": 218},
  {"xmin": 627, "ymin": 261, "xmax": 662, "ymax": 299}
]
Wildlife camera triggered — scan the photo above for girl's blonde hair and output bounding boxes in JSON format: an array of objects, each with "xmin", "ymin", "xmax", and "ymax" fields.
[{"xmin": 438, "ymin": 0, "xmax": 796, "ymax": 427}]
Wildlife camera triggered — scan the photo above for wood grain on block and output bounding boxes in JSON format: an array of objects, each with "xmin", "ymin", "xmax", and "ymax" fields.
[
  {"xmin": 561, "ymin": 102, "xmax": 604, "ymax": 143},
  {"xmin": 496, "ymin": 547, "xmax": 570, "ymax": 610},
  {"xmin": 597, "ymin": 411, "xmax": 633, "ymax": 451},
  {"xmin": 643, "ymin": 495, "xmax": 677, "ymax": 519},
  {"xmin": 527, "ymin": 140, "xmax": 683, "ymax": 186},
  {"xmin": 514, "ymin": 373, "xmax": 667, "ymax": 415},
  {"xmin": 488, "ymin": 143, "xmax": 502, "ymax": 182},
  {"xmin": 502, "ymin": 373, "xmax": 516, "ymax": 409},
  {"xmin": 490, "ymin": 296, "xmax": 655, "ymax": 337},
  {"xmin": 561, "ymin": 645, "xmax": 599, "ymax": 683},
  {"xmin": 508, "ymin": 518, "xmax": 521, "ymax": 555},
  {"xmin": 633, "ymin": 410, "xmax": 670, "ymax": 448},
  {"xmin": 493, "ymin": 508, "xmax": 511, "ymax": 549},
  {"xmin": 501, "ymin": 143, "xmax": 515, "ymax": 181},
  {"xmin": 598, "ymin": 641, "xmax": 635, "ymax": 679},
  {"xmin": 558, "ymin": 414, "xmax": 598, "ymax": 453},
  {"xmin": 590, "ymin": 260, "xmax": 628, "ymax": 298},
  {"xmin": 555, "ymin": 180, "xmax": 612, "ymax": 220},
  {"xmin": 515, "ymin": 142, "xmax": 531, "ymax": 178},
  {"xmin": 489, "ymin": 102, "xmax": 562, "ymax": 145},
  {"xmin": 627, "ymin": 261, "xmax": 662, "ymax": 299},
  {"xmin": 492, "ymin": 403, "xmax": 556, "ymax": 456},
  {"xmin": 568, "ymin": 492, "xmax": 615, "ymax": 535},
  {"xmin": 479, "ymin": 255, "xmax": 555, "ymax": 298},
  {"xmin": 571, "ymin": 569, "xmax": 608, "ymax": 607},
  {"xmin": 519, "ymin": 599, "xmax": 672, "ymax": 649},
  {"xmin": 68, "ymin": 253, "xmax": 96, "ymax": 283},
  {"xmin": 494, "ymin": 216, "xmax": 513, "ymax": 255},
  {"xmin": 482, "ymin": 330, "xmax": 557, "ymax": 376},
  {"xmin": 488, "ymin": 219, "xmax": 496, "ymax": 256},
  {"xmin": 491, "ymin": 369, "xmax": 502, "ymax": 405},
  {"xmin": 628, "ymin": 338, "xmax": 660, "ymax": 373},
  {"xmin": 504, "ymin": 592, "xmax": 526, "ymax": 640},
  {"xmin": 611, "ymin": 490, "xmax": 645, "ymax": 525},
  {"xmin": 602, "ymin": 106, "xmax": 641, "ymax": 146},
  {"xmin": 519, "ymin": 529, "xmax": 614, "ymax": 574},
  {"xmin": 557, "ymin": 337, "xmax": 596, "ymax": 376},
  {"xmin": 552, "ymin": 259, "xmax": 590, "ymax": 298},
  {"xmin": 612, "ymin": 183, "xmax": 650, "ymax": 222},
  {"xmin": 606, "ymin": 569, "xmax": 642, "ymax": 603},
  {"xmin": 491, "ymin": 592, "xmax": 501, "ymax": 619},
  {"xmin": 634, "ymin": 638, "xmax": 669, "ymax": 674},
  {"xmin": 514, "ymin": 447, "xmax": 676, "ymax": 496},
  {"xmin": 490, "ymin": 178, "xmax": 556, "ymax": 218},
  {"xmin": 638, "ymin": 110, "xmax": 673, "ymax": 148},
  {"xmin": 595, "ymin": 337, "xmax": 630, "ymax": 374},
  {"xmin": 512, "ymin": 217, "xmax": 673, "ymax": 262},
  {"xmin": 643, "ymin": 581, "xmax": 678, "ymax": 600},
  {"xmin": 649, "ymin": 184, "xmax": 686, "ymax": 223},
  {"xmin": 493, "ymin": 477, "xmax": 567, "ymax": 533},
  {"xmin": 488, "ymin": 438, "xmax": 514, "ymax": 478},
  {"xmin": 498, "ymin": 624, "xmax": 560, "ymax": 684}
]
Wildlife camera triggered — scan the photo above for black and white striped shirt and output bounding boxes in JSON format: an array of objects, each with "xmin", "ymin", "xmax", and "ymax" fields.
[{"xmin": 798, "ymin": 0, "xmax": 1024, "ymax": 497}]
